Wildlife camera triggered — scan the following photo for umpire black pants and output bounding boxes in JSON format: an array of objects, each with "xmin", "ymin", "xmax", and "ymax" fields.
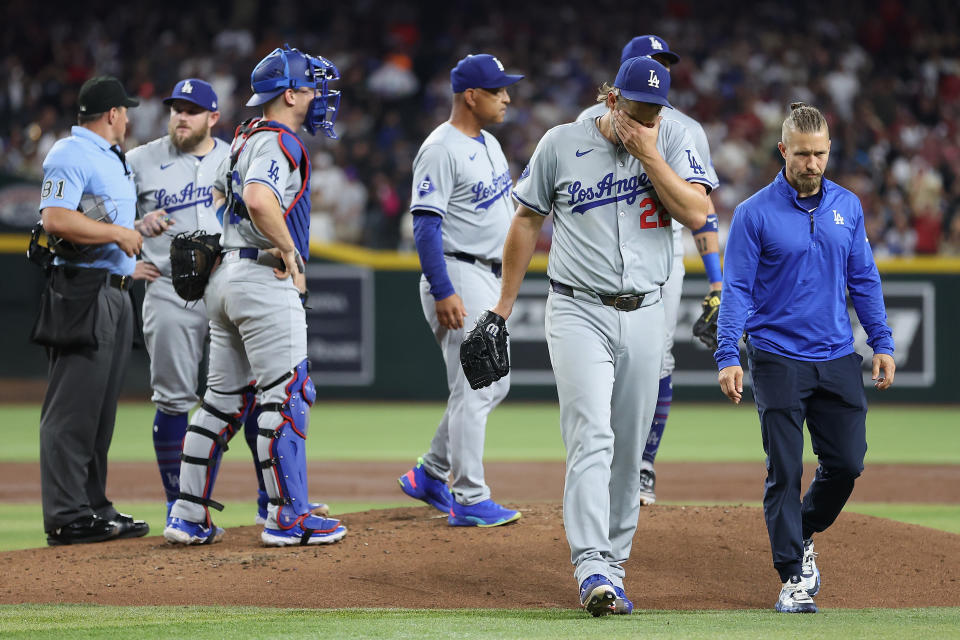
[
  {"xmin": 39, "ymin": 275, "xmax": 133, "ymax": 532},
  {"xmin": 747, "ymin": 342, "xmax": 867, "ymax": 583}
]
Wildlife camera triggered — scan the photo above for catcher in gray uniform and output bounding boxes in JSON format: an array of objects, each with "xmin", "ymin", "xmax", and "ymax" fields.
[
  {"xmin": 578, "ymin": 36, "xmax": 723, "ymax": 506},
  {"xmin": 164, "ymin": 45, "xmax": 345, "ymax": 547},
  {"xmin": 398, "ymin": 54, "xmax": 522, "ymax": 527},
  {"xmin": 482, "ymin": 56, "xmax": 710, "ymax": 615}
]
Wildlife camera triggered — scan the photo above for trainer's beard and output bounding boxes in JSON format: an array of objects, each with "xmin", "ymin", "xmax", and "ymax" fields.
[{"xmin": 795, "ymin": 174, "xmax": 822, "ymax": 196}]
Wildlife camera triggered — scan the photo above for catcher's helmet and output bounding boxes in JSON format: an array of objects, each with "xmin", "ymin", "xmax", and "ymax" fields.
[{"xmin": 246, "ymin": 44, "xmax": 341, "ymax": 138}]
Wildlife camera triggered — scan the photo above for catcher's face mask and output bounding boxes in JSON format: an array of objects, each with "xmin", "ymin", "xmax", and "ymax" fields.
[{"xmin": 248, "ymin": 45, "xmax": 341, "ymax": 139}]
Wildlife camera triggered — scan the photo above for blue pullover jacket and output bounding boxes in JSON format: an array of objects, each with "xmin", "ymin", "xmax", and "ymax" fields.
[{"xmin": 715, "ymin": 170, "xmax": 894, "ymax": 370}]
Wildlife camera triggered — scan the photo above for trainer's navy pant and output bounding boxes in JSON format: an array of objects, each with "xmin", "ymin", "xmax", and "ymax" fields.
[{"xmin": 747, "ymin": 342, "xmax": 867, "ymax": 583}]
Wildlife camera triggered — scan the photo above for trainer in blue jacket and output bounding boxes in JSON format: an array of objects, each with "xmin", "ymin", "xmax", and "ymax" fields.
[{"xmin": 715, "ymin": 103, "xmax": 896, "ymax": 615}]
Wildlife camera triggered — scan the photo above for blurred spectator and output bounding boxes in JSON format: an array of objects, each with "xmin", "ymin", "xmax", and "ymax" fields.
[{"xmin": 0, "ymin": 0, "xmax": 956, "ymax": 255}]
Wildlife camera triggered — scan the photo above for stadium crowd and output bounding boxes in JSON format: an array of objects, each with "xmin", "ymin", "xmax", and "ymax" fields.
[{"xmin": 1, "ymin": 0, "xmax": 958, "ymax": 256}]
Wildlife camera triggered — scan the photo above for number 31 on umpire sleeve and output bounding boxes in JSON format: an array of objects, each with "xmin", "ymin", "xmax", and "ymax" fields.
[
  {"xmin": 41, "ymin": 179, "xmax": 66, "ymax": 200},
  {"xmin": 638, "ymin": 197, "xmax": 669, "ymax": 229}
]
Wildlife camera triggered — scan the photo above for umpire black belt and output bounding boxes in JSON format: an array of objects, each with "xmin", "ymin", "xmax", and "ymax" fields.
[
  {"xmin": 52, "ymin": 265, "xmax": 132, "ymax": 291},
  {"xmin": 445, "ymin": 252, "xmax": 502, "ymax": 278},
  {"xmin": 549, "ymin": 279, "xmax": 660, "ymax": 312},
  {"xmin": 223, "ymin": 248, "xmax": 285, "ymax": 271}
]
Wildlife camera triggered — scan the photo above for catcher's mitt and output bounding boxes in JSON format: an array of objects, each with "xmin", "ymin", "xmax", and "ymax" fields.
[
  {"xmin": 460, "ymin": 310, "xmax": 510, "ymax": 390},
  {"xmin": 692, "ymin": 290, "xmax": 721, "ymax": 351},
  {"xmin": 170, "ymin": 231, "xmax": 221, "ymax": 301}
]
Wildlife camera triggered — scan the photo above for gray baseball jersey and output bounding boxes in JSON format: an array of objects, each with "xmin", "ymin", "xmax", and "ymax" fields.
[
  {"xmin": 409, "ymin": 122, "xmax": 513, "ymax": 261},
  {"xmin": 513, "ymin": 117, "xmax": 711, "ymax": 293},
  {"xmin": 578, "ymin": 103, "xmax": 718, "ymax": 256},
  {"xmin": 408, "ymin": 121, "xmax": 514, "ymax": 505},
  {"xmin": 127, "ymin": 136, "xmax": 228, "ymax": 275},
  {"xmin": 126, "ymin": 136, "xmax": 229, "ymax": 415},
  {"xmin": 220, "ymin": 132, "xmax": 303, "ymax": 251},
  {"xmin": 514, "ymin": 115, "xmax": 709, "ymax": 592}
]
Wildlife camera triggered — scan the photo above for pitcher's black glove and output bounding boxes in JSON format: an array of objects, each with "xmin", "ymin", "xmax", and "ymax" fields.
[
  {"xmin": 460, "ymin": 310, "xmax": 509, "ymax": 390},
  {"xmin": 692, "ymin": 290, "xmax": 721, "ymax": 351},
  {"xmin": 170, "ymin": 231, "xmax": 221, "ymax": 301}
]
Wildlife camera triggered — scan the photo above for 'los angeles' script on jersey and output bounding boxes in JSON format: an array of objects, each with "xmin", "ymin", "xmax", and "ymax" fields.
[
  {"xmin": 567, "ymin": 172, "xmax": 654, "ymax": 214},
  {"xmin": 471, "ymin": 169, "xmax": 513, "ymax": 211},
  {"xmin": 155, "ymin": 182, "xmax": 215, "ymax": 213}
]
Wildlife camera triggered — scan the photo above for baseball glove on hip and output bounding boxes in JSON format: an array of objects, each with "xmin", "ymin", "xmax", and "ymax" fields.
[
  {"xmin": 460, "ymin": 310, "xmax": 510, "ymax": 390},
  {"xmin": 692, "ymin": 290, "xmax": 721, "ymax": 351},
  {"xmin": 170, "ymin": 231, "xmax": 221, "ymax": 301}
]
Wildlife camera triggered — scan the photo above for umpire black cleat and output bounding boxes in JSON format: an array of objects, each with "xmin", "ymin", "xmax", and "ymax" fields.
[
  {"xmin": 46, "ymin": 514, "xmax": 120, "ymax": 546},
  {"xmin": 111, "ymin": 512, "xmax": 150, "ymax": 539}
]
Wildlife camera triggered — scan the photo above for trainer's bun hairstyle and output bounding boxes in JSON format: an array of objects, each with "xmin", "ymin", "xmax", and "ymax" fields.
[{"xmin": 783, "ymin": 102, "xmax": 828, "ymax": 139}]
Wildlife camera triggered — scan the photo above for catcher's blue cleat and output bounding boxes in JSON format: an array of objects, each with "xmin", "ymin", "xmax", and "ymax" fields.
[
  {"xmin": 261, "ymin": 515, "xmax": 347, "ymax": 546},
  {"xmin": 163, "ymin": 518, "xmax": 224, "ymax": 545},
  {"xmin": 399, "ymin": 457, "xmax": 453, "ymax": 513},
  {"xmin": 579, "ymin": 574, "xmax": 617, "ymax": 617},
  {"xmin": 448, "ymin": 499, "xmax": 520, "ymax": 527}
]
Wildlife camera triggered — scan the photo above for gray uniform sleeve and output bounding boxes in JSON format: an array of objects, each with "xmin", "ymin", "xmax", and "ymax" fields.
[
  {"xmin": 410, "ymin": 144, "xmax": 455, "ymax": 216},
  {"xmin": 660, "ymin": 122, "xmax": 712, "ymax": 189},
  {"xmin": 213, "ymin": 154, "xmax": 229, "ymax": 194},
  {"xmin": 244, "ymin": 136, "xmax": 293, "ymax": 204},
  {"xmin": 512, "ymin": 129, "xmax": 558, "ymax": 216},
  {"xmin": 685, "ymin": 119, "xmax": 719, "ymax": 189}
]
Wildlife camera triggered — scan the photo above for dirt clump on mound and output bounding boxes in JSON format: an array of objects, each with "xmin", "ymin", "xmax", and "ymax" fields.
[{"xmin": 0, "ymin": 504, "xmax": 957, "ymax": 611}]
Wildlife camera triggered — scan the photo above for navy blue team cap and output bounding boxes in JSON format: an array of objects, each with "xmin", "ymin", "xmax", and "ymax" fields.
[
  {"xmin": 450, "ymin": 54, "xmax": 523, "ymax": 93},
  {"xmin": 163, "ymin": 78, "xmax": 219, "ymax": 111},
  {"xmin": 614, "ymin": 56, "xmax": 672, "ymax": 108},
  {"xmin": 620, "ymin": 35, "xmax": 680, "ymax": 65}
]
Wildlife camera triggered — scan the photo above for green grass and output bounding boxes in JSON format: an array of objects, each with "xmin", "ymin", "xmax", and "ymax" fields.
[
  {"xmin": 0, "ymin": 605, "xmax": 958, "ymax": 639},
  {"xmin": 3, "ymin": 403, "xmax": 959, "ymax": 463}
]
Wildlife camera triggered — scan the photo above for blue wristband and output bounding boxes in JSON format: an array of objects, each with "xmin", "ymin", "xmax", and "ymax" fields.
[
  {"xmin": 694, "ymin": 213, "xmax": 719, "ymax": 234},
  {"xmin": 702, "ymin": 251, "xmax": 722, "ymax": 284}
]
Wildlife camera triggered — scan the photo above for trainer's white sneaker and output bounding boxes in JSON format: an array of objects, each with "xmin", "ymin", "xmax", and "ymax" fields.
[
  {"xmin": 637, "ymin": 468, "xmax": 656, "ymax": 506},
  {"xmin": 775, "ymin": 575, "xmax": 818, "ymax": 613},
  {"xmin": 800, "ymin": 538, "xmax": 820, "ymax": 596}
]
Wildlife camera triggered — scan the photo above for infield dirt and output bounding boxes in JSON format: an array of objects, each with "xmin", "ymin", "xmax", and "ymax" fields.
[{"xmin": 1, "ymin": 460, "xmax": 958, "ymax": 610}]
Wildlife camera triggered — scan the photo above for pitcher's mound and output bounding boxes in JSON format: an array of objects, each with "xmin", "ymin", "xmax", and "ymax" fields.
[{"xmin": 1, "ymin": 504, "xmax": 957, "ymax": 610}]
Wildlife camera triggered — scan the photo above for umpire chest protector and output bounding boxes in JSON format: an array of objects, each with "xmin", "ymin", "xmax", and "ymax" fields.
[{"xmin": 225, "ymin": 118, "xmax": 312, "ymax": 259}]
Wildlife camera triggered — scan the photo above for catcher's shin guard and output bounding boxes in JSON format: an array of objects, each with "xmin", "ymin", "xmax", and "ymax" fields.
[
  {"xmin": 257, "ymin": 359, "xmax": 323, "ymax": 530},
  {"xmin": 172, "ymin": 384, "xmax": 255, "ymax": 525}
]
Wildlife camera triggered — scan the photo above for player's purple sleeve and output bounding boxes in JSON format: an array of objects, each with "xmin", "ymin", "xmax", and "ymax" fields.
[
  {"xmin": 412, "ymin": 211, "xmax": 455, "ymax": 301},
  {"xmin": 846, "ymin": 200, "xmax": 894, "ymax": 355},
  {"xmin": 714, "ymin": 203, "xmax": 760, "ymax": 369}
]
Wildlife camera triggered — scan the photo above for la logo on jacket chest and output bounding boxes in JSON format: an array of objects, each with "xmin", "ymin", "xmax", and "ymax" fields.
[{"xmin": 833, "ymin": 209, "xmax": 844, "ymax": 225}]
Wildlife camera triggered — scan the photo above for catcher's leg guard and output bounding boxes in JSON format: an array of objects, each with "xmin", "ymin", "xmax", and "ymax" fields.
[
  {"xmin": 171, "ymin": 384, "xmax": 255, "ymax": 526},
  {"xmin": 257, "ymin": 360, "xmax": 343, "ymax": 540}
]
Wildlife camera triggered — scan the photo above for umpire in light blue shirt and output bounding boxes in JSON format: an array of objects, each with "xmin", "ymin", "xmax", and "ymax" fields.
[
  {"xmin": 36, "ymin": 75, "xmax": 154, "ymax": 546},
  {"xmin": 715, "ymin": 103, "xmax": 895, "ymax": 614}
]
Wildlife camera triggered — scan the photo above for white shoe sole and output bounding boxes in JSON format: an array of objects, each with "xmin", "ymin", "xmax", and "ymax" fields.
[
  {"xmin": 163, "ymin": 526, "xmax": 224, "ymax": 546},
  {"xmin": 261, "ymin": 526, "xmax": 347, "ymax": 546}
]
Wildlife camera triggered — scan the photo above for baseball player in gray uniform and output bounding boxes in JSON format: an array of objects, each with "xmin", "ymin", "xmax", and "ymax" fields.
[
  {"xmin": 397, "ymin": 54, "xmax": 523, "ymax": 527},
  {"xmin": 490, "ymin": 57, "xmax": 710, "ymax": 615},
  {"xmin": 127, "ymin": 79, "xmax": 256, "ymax": 516},
  {"xmin": 164, "ymin": 45, "xmax": 345, "ymax": 546},
  {"xmin": 578, "ymin": 36, "xmax": 723, "ymax": 505}
]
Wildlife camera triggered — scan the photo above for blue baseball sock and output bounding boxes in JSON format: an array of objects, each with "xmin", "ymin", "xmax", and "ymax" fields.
[
  {"xmin": 153, "ymin": 409, "xmax": 188, "ymax": 503},
  {"xmin": 642, "ymin": 376, "xmax": 673, "ymax": 466},
  {"xmin": 244, "ymin": 406, "xmax": 268, "ymax": 510}
]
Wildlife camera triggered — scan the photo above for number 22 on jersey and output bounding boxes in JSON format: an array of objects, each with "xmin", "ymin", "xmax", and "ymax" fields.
[{"xmin": 637, "ymin": 197, "xmax": 669, "ymax": 229}]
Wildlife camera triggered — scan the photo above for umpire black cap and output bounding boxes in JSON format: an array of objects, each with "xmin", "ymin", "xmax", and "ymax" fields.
[{"xmin": 78, "ymin": 76, "xmax": 139, "ymax": 114}]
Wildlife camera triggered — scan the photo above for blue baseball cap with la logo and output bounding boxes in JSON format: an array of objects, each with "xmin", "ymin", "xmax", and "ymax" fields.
[
  {"xmin": 163, "ymin": 78, "xmax": 219, "ymax": 111},
  {"xmin": 614, "ymin": 56, "xmax": 672, "ymax": 108},
  {"xmin": 450, "ymin": 54, "xmax": 524, "ymax": 93},
  {"xmin": 620, "ymin": 35, "xmax": 680, "ymax": 65}
]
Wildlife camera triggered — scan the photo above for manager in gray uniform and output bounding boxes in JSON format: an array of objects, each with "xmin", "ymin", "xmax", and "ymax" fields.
[
  {"xmin": 36, "ymin": 76, "xmax": 150, "ymax": 545},
  {"xmin": 490, "ymin": 57, "xmax": 710, "ymax": 614},
  {"xmin": 397, "ymin": 54, "xmax": 522, "ymax": 527}
]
